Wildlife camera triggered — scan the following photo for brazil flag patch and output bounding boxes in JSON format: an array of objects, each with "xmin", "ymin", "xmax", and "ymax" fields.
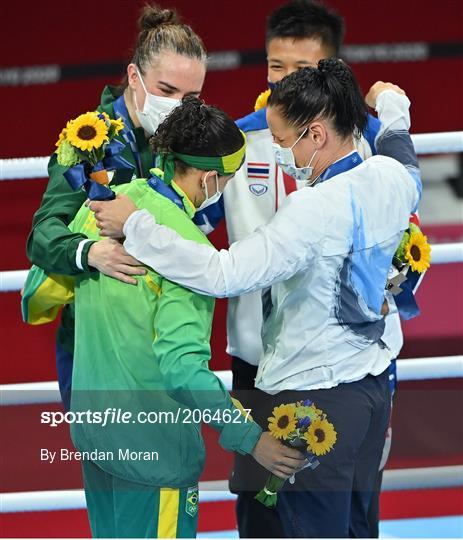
[{"xmin": 185, "ymin": 486, "xmax": 199, "ymax": 517}]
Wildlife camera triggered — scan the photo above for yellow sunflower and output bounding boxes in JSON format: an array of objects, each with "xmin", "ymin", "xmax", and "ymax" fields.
[
  {"xmin": 404, "ymin": 231, "xmax": 431, "ymax": 273},
  {"xmin": 254, "ymin": 89, "xmax": 271, "ymax": 112},
  {"xmin": 110, "ymin": 117, "xmax": 124, "ymax": 135},
  {"xmin": 304, "ymin": 418, "xmax": 337, "ymax": 456},
  {"xmin": 66, "ymin": 112, "xmax": 108, "ymax": 151},
  {"xmin": 55, "ymin": 127, "xmax": 67, "ymax": 148},
  {"xmin": 268, "ymin": 403, "xmax": 297, "ymax": 440}
]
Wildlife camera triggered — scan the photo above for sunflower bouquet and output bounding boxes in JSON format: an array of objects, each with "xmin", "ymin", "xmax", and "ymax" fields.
[
  {"xmin": 255, "ymin": 400, "xmax": 337, "ymax": 508},
  {"xmin": 392, "ymin": 220, "xmax": 431, "ymax": 274},
  {"xmin": 386, "ymin": 219, "xmax": 431, "ymax": 318},
  {"xmin": 55, "ymin": 111, "xmax": 125, "ymax": 200}
]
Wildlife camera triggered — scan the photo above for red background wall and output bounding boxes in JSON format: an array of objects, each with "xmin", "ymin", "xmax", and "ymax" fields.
[{"xmin": 1, "ymin": 0, "xmax": 463, "ymax": 162}]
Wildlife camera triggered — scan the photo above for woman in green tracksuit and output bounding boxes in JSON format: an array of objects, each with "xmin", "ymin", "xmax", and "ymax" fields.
[
  {"xmin": 22, "ymin": 97, "xmax": 306, "ymax": 538},
  {"xmin": 26, "ymin": 4, "xmax": 207, "ymax": 410}
]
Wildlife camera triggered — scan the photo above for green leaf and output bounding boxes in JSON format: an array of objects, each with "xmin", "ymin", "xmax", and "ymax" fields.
[
  {"xmin": 409, "ymin": 222, "xmax": 421, "ymax": 235},
  {"xmin": 56, "ymin": 140, "xmax": 80, "ymax": 167},
  {"xmin": 395, "ymin": 231, "xmax": 410, "ymax": 261}
]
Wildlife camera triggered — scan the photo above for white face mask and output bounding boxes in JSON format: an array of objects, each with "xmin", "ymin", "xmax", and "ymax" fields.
[
  {"xmin": 197, "ymin": 171, "xmax": 222, "ymax": 211},
  {"xmin": 272, "ymin": 127, "xmax": 318, "ymax": 188},
  {"xmin": 134, "ymin": 69, "xmax": 181, "ymax": 135}
]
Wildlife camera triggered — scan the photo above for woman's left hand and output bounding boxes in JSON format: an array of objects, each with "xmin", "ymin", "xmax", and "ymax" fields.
[
  {"xmin": 365, "ymin": 81, "xmax": 406, "ymax": 109},
  {"xmin": 87, "ymin": 194, "xmax": 138, "ymax": 238}
]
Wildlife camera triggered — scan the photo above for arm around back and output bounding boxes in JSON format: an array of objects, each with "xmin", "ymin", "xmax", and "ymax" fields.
[{"xmin": 123, "ymin": 187, "xmax": 326, "ymax": 297}]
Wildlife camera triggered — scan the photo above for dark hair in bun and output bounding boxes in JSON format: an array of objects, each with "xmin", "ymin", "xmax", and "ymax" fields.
[
  {"xmin": 138, "ymin": 4, "xmax": 179, "ymax": 29},
  {"xmin": 268, "ymin": 58, "xmax": 368, "ymax": 139},
  {"xmin": 133, "ymin": 3, "xmax": 207, "ymax": 75}
]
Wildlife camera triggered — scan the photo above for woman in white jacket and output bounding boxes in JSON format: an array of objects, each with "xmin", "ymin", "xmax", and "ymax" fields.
[{"xmin": 91, "ymin": 60, "xmax": 421, "ymax": 538}]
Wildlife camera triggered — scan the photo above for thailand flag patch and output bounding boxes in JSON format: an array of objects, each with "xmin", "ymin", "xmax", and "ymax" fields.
[{"xmin": 247, "ymin": 162, "xmax": 270, "ymax": 180}]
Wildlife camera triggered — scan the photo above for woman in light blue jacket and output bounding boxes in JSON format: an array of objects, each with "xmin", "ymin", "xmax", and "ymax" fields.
[{"xmin": 91, "ymin": 59, "xmax": 421, "ymax": 538}]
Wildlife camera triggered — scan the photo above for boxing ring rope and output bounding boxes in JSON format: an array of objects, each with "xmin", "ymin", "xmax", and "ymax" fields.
[
  {"xmin": 0, "ymin": 131, "xmax": 462, "ymax": 181},
  {"xmin": 1, "ymin": 356, "xmax": 462, "ymax": 406},
  {"xmin": 409, "ymin": 131, "xmax": 463, "ymax": 154},
  {"xmin": 2, "ymin": 465, "xmax": 463, "ymax": 513},
  {"xmin": 0, "ymin": 128, "xmax": 460, "ymax": 296},
  {"xmin": 1, "ymin": 481, "xmax": 236, "ymax": 514},
  {"xmin": 1, "ymin": 131, "xmax": 462, "ymax": 517},
  {"xmin": 1, "ymin": 242, "xmax": 462, "ymax": 293}
]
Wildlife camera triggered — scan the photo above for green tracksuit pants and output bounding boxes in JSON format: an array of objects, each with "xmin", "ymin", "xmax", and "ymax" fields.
[{"xmin": 82, "ymin": 460, "xmax": 199, "ymax": 538}]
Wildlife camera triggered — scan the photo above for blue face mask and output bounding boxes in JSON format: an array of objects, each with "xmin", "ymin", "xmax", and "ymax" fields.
[{"xmin": 268, "ymin": 80, "xmax": 276, "ymax": 91}]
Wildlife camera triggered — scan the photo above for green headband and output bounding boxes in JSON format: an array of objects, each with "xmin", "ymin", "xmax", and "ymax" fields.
[{"xmin": 156, "ymin": 130, "xmax": 246, "ymax": 183}]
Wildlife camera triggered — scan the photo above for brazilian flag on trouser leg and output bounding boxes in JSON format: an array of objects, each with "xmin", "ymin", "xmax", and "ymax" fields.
[{"xmin": 82, "ymin": 459, "xmax": 199, "ymax": 538}]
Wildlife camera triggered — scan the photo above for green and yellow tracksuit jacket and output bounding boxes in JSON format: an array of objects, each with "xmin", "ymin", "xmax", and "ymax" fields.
[
  {"xmin": 22, "ymin": 178, "xmax": 262, "ymax": 487},
  {"xmin": 26, "ymin": 86, "xmax": 153, "ymax": 355}
]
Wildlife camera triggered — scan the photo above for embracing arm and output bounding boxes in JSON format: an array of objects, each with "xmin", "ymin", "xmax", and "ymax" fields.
[
  {"xmin": 28, "ymin": 155, "xmax": 145, "ymax": 283},
  {"xmin": 123, "ymin": 189, "xmax": 325, "ymax": 297},
  {"xmin": 368, "ymin": 85, "xmax": 422, "ymax": 208}
]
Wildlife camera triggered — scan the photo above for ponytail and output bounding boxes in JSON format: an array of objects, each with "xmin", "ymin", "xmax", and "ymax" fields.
[{"xmin": 268, "ymin": 58, "xmax": 368, "ymax": 139}]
